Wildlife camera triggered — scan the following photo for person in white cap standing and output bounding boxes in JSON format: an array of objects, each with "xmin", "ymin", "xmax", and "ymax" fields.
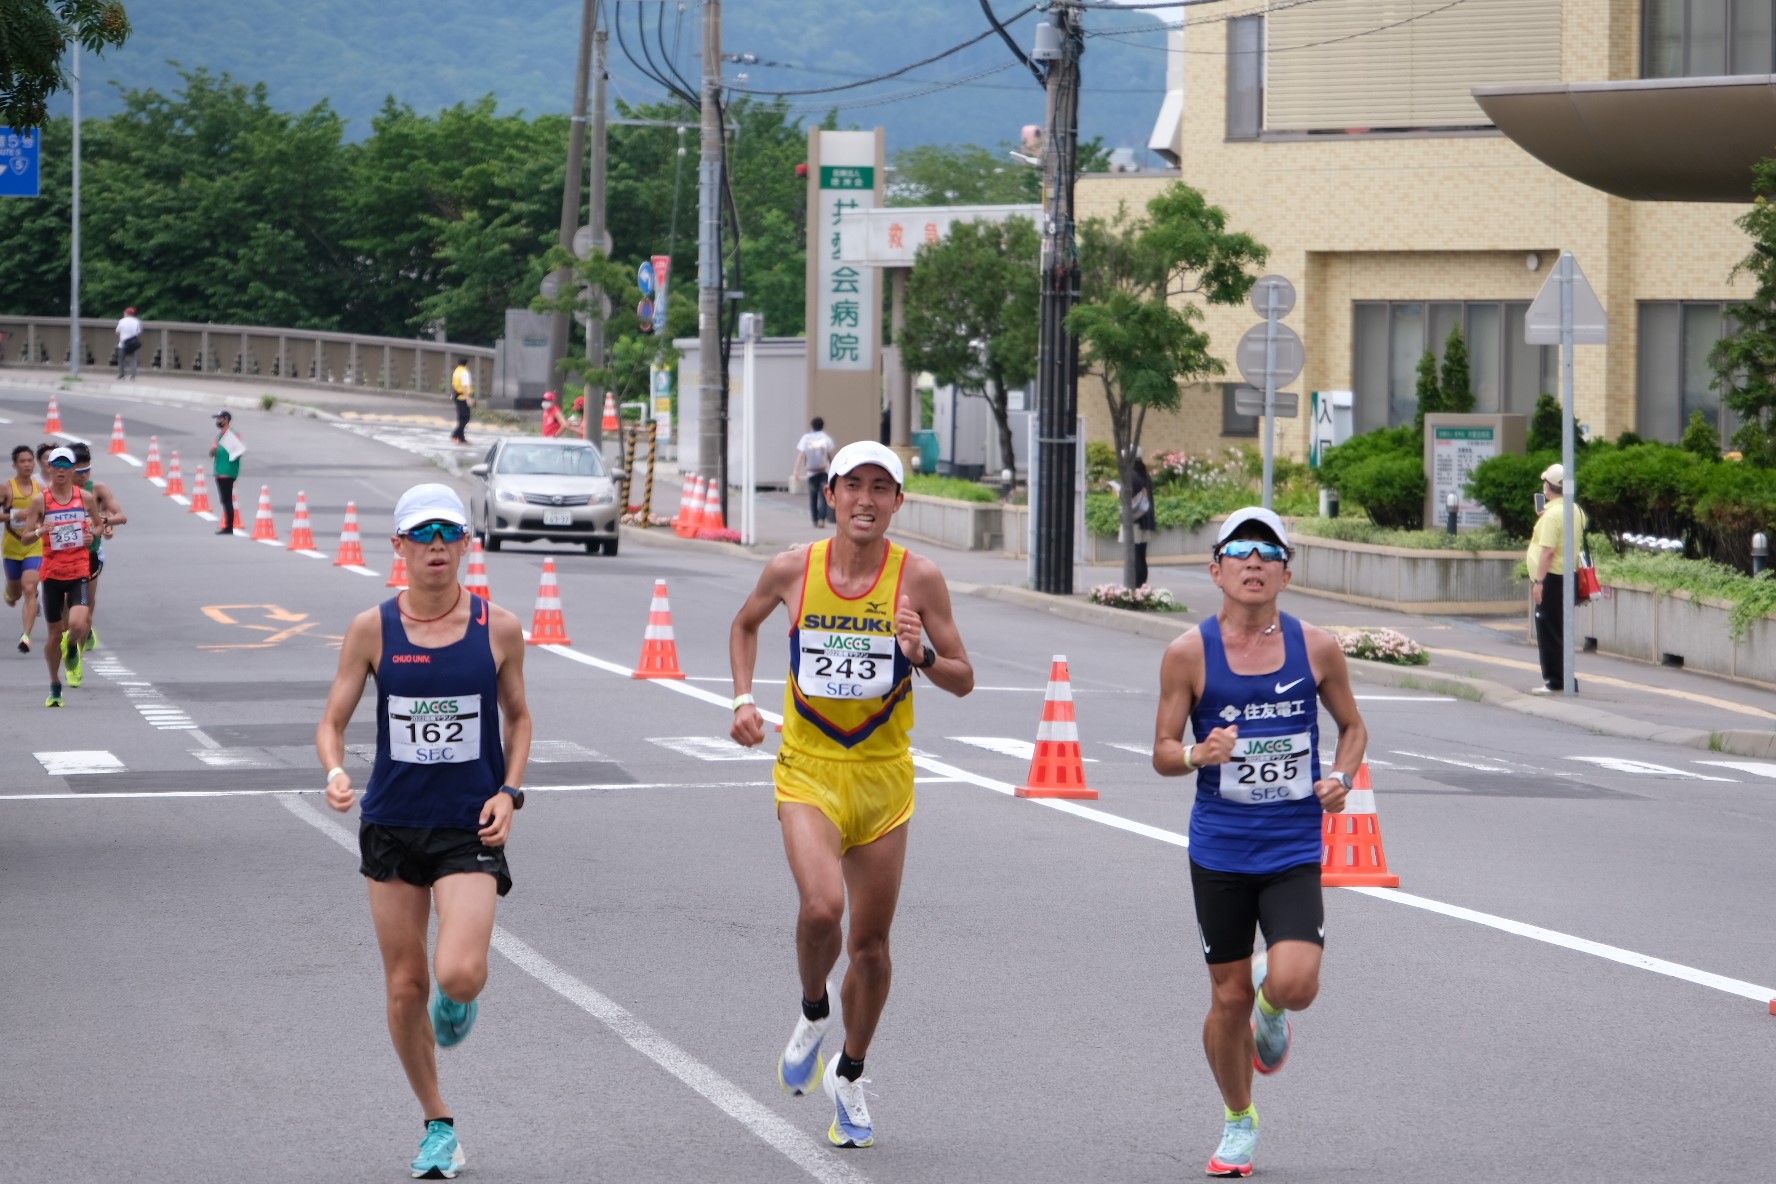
[
  {"xmin": 1151, "ymin": 505, "xmax": 1369, "ymax": 1178},
  {"xmin": 315, "ymin": 482, "xmax": 533, "ymax": 1181},
  {"xmin": 1527, "ymin": 462, "xmax": 1589, "ymax": 694},
  {"xmin": 728, "ymin": 439, "xmax": 975, "ymax": 1150}
]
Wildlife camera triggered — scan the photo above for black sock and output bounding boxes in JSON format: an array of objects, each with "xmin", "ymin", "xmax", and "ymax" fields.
[
  {"xmin": 801, "ymin": 993, "xmax": 830, "ymax": 1022},
  {"xmin": 836, "ymin": 1052, "xmax": 864, "ymax": 1081},
  {"xmin": 427, "ymin": 1116, "xmax": 453, "ymax": 1129}
]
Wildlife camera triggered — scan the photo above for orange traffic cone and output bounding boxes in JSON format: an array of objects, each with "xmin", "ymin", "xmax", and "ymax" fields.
[
  {"xmin": 675, "ymin": 475, "xmax": 704, "ymax": 538},
  {"xmin": 109, "ymin": 415, "xmax": 128, "ymax": 455},
  {"xmin": 700, "ymin": 481, "xmax": 728, "ymax": 534},
  {"xmin": 601, "ymin": 391, "xmax": 619, "ymax": 432},
  {"xmin": 144, "ymin": 436, "xmax": 163, "ymax": 480},
  {"xmin": 189, "ymin": 468, "xmax": 212, "ymax": 514},
  {"xmin": 465, "ymin": 538, "xmax": 491, "ymax": 602},
  {"xmin": 1321, "ymin": 763, "xmax": 1400, "ymax": 888},
  {"xmin": 527, "ymin": 558, "xmax": 571, "ymax": 645},
  {"xmin": 386, "ymin": 552, "xmax": 409, "ymax": 588},
  {"xmin": 334, "ymin": 502, "xmax": 366, "ymax": 566},
  {"xmin": 251, "ymin": 485, "xmax": 279, "ymax": 542},
  {"xmin": 44, "ymin": 396, "xmax": 61, "ymax": 433},
  {"xmin": 287, "ymin": 491, "xmax": 317, "ymax": 550},
  {"xmin": 231, "ymin": 491, "xmax": 242, "ymax": 533},
  {"xmin": 632, "ymin": 579, "xmax": 685, "ymax": 679},
  {"xmin": 164, "ymin": 452, "xmax": 185, "ymax": 498},
  {"xmin": 1016, "ymin": 656, "xmax": 1098, "ymax": 800}
]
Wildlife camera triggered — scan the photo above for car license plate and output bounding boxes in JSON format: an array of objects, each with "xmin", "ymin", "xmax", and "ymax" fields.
[{"xmin": 543, "ymin": 509, "xmax": 572, "ymax": 526}]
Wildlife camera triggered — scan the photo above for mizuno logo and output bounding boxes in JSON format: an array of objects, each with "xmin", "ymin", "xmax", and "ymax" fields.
[
  {"xmin": 1275, "ymin": 677, "xmax": 1306, "ymax": 695},
  {"xmin": 865, "ymin": 599, "xmax": 887, "ymax": 615}
]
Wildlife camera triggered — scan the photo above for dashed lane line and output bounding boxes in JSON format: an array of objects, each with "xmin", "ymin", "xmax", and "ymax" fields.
[
  {"xmin": 1568, "ymin": 756, "xmax": 1737, "ymax": 782},
  {"xmin": 0, "ymin": 781, "xmax": 781, "ymax": 802}
]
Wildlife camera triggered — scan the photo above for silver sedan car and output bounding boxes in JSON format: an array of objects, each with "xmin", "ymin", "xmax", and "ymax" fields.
[{"xmin": 470, "ymin": 438, "xmax": 622, "ymax": 555}]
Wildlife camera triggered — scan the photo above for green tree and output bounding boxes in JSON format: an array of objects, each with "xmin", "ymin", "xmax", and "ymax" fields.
[
  {"xmin": 1069, "ymin": 184, "xmax": 1267, "ymax": 588},
  {"xmin": 1412, "ymin": 349, "xmax": 1439, "ymax": 435},
  {"xmin": 1710, "ymin": 158, "xmax": 1776, "ymax": 465},
  {"xmin": 898, "ymin": 216, "xmax": 1039, "ymax": 474},
  {"xmin": 887, "ymin": 138, "xmax": 1110, "ymax": 208},
  {"xmin": 532, "ymin": 244, "xmax": 697, "ymax": 410},
  {"xmin": 0, "ymin": 0, "xmax": 130, "ymax": 128},
  {"xmin": 1681, "ymin": 408, "xmax": 1722, "ymax": 459},
  {"xmin": 1440, "ymin": 324, "xmax": 1473, "ymax": 413}
]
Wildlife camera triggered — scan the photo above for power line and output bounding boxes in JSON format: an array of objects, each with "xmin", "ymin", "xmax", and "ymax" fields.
[
  {"xmin": 1085, "ymin": 0, "xmax": 1471, "ymax": 52},
  {"xmin": 722, "ymin": 10, "xmax": 1035, "ymax": 96},
  {"xmin": 980, "ymin": 0, "xmax": 1046, "ymax": 87}
]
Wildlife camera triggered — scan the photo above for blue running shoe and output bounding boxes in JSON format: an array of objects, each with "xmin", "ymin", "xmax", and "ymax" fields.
[
  {"xmin": 430, "ymin": 989, "xmax": 477, "ymax": 1048},
  {"xmin": 1251, "ymin": 957, "xmax": 1292, "ymax": 1076},
  {"xmin": 822, "ymin": 1055, "xmax": 874, "ymax": 1148},
  {"xmin": 1206, "ymin": 1111, "xmax": 1257, "ymax": 1177},
  {"xmin": 778, "ymin": 1012, "xmax": 829, "ymax": 1096},
  {"xmin": 410, "ymin": 1120, "xmax": 464, "ymax": 1180}
]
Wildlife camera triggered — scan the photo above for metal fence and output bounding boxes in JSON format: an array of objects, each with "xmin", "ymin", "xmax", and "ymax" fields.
[{"xmin": 0, "ymin": 316, "xmax": 493, "ymax": 398}]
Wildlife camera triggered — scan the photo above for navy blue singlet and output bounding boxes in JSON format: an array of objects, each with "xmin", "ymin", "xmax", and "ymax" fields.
[
  {"xmin": 361, "ymin": 595, "xmax": 506, "ymax": 830},
  {"xmin": 1188, "ymin": 613, "xmax": 1323, "ymax": 874}
]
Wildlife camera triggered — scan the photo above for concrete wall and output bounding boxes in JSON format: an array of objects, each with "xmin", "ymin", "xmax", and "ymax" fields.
[
  {"xmin": 891, "ymin": 493, "xmax": 1005, "ymax": 552},
  {"xmin": 1582, "ymin": 584, "xmax": 1776, "ymax": 684}
]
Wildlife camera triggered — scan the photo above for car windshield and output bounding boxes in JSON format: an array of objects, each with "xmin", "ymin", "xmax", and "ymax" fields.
[{"xmin": 495, "ymin": 445, "xmax": 606, "ymax": 477}]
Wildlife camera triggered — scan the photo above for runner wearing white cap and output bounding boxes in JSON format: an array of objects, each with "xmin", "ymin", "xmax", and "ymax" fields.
[
  {"xmin": 1151, "ymin": 506, "xmax": 1369, "ymax": 1178},
  {"xmin": 315, "ymin": 482, "xmax": 533, "ymax": 1180},
  {"xmin": 729, "ymin": 439, "xmax": 975, "ymax": 1149},
  {"xmin": 18, "ymin": 446, "xmax": 101, "ymax": 706}
]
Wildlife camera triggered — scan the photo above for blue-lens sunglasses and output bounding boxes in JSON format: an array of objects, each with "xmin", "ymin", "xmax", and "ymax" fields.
[
  {"xmin": 402, "ymin": 521, "xmax": 467, "ymax": 544},
  {"xmin": 1218, "ymin": 539, "xmax": 1287, "ymax": 562}
]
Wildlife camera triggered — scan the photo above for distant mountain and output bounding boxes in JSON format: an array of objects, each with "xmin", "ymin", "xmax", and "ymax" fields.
[{"xmin": 56, "ymin": 0, "xmax": 1171, "ymax": 159}]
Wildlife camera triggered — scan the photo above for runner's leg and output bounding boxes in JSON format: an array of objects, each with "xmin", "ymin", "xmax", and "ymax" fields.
[
  {"xmin": 64, "ymin": 602, "xmax": 91, "ymax": 654},
  {"xmin": 1204, "ymin": 958, "xmax": 1258, "ymax": 1113},
  {"xmin": 21, "ymin": 567, "xmax": 38, "ymax": 639},
  {"xmin": 369, "ymin": 878, "xmax": 450, "ymax": 1120},
  {"xmin": 836, "ymin": 821, "xmax": 909, "ymax": 1060},
  {"xmin": 780, "ymin": 802, "xmax": 846, "ymax": 1002},
  {"xmin": 432, "ymin": 872, "xmax": 498, "ymax": 1006}
]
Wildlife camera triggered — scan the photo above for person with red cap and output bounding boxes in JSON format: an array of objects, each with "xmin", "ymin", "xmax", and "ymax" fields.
[
  {"xmin": 115, "ymin": 307, "xmax": 143, "ymax": 380},
  {"xmin": 540, "ymin": 391, "xmax": 565, "ymax": 438}
]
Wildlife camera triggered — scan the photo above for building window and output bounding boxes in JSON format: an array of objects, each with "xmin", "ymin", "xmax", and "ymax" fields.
[
  {"xmin": 1351, "ymin": 301, "xmax": 1556, "ymax": 433},
  {"xmin": 1226, "ymin": 16, "xmax": 1264, "ymax": 140},
  {"xmin": 1644, "ymin": 0, "xmax": 1776, "ymax": 77},
  {"xmin": 1221, "ymin": 382, "xmax": 1259, "ymax": 437},
  {"xmin": 1636, "ymin": 301, "xmax": 1740, "ymax": 443}
]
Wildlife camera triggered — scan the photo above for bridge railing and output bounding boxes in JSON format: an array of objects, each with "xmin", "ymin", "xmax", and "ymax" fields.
[{"xmin": 0, "ymin": 316, "xmax": 493, "ymax": 399}]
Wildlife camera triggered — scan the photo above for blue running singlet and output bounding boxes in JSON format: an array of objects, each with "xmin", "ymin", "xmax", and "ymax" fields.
[
  {"xmin": 1188, "ymin": 613, "xmax": 1323, "ymax": 874},
  {"xmin": 362, "ymin": 595, "xmax": 506, "ymax": 830}
]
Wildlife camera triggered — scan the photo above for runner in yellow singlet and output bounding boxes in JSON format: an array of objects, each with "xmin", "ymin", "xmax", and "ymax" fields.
[
  {"xmin": 730, "ymin": 440, "xmax": 974, "ymax": 1150},
  {"xmin": 3, "ymin": 444, "xmax": 45, "ymax": 653}
]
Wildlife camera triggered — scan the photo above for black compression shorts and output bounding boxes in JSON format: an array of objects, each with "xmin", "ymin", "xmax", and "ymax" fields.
[
  {"xmin": 41, "ymin": 576, "xmax": 89, "ymax": 625},
  {"xmin": 1189, "ymin": 858, "xmax": 1323, "ymax": 965},
  {"xmin": 359, "ymin": 822, "xmax": 512, "ymax": 897}
]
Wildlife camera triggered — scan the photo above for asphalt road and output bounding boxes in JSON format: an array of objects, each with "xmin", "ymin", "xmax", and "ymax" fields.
[{"xmin": 4, "ymin": 387, "xmax": 1773, "ymax": 1183}]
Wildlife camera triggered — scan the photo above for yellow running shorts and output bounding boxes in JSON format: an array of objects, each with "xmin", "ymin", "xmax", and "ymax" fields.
[{"xmin": 773, "ymin": 746, "xmax": 914, "ymax": 853}]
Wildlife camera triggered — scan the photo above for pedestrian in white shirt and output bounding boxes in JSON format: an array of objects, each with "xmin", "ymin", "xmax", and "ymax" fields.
[
  {"xmin": 793, "ymin": 417, "xmax": 837, "ymax": 527},
  {"xmin": 115, "ymin": 307, "xmax": 143, "ymax": 380}
]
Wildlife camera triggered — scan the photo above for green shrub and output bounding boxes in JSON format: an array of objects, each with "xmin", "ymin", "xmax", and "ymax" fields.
[
  {"xmin": 1681, "ymin": 409, "xmax": 1722, "ymax": 460},
  {"xmin": 1468, "ymin": 450, "xmax": 1557, "ymax": 539},
  {"xmin": 1600, "ymin": 550, "xmax": 1776, "ymax": 641},
  {"xmin": 1616, "ymin": 429, "xmax": 1644, "ymax": 448},
  {"xmin": 1688, "ymin": 461, "xmax": 1776, "ymax": 570},
  {"xmin": 1316, "ymin": 425, "xmax": 1417, "ymax": 492},
  {"xmin": 1290, "ymin": 517, "xmax": 1520, "ymax": 551},
  {"xmin": 1338, "ymin": 452, "xmax": 1427, "ymax": 529},
  {"xmin": 904, "ymin": 474, "xmax": 1000, "ymax": 503},
  {"xmin": 1577, "ymin": 442, "xmax": 1700, "ymax": 543},
  {"xmin": 1084, "ymin": 482, "xmax": 1319, "ymax": 538},
  {"xmin": 1085, "ymin": 440, "xmax": 1119, "ymax": 488}
]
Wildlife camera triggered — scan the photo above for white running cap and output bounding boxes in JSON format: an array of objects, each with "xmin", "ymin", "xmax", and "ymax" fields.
[
  {"xmin": 394, "ymin": 483, "xmax": 468, "ymax": 533},
  {"xmin": 829, "ymin": 440, "xmax": 904, "ymax": 486},
  {"xmin": 1216, "ymin": 506, "xmax": 1290, "ymax": 551}
]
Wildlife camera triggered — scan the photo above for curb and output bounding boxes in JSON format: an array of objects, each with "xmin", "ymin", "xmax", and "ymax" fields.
[
  {"xmin": 958, "ymin": 583, "xmax": 1193, "ymax": 643},
  {"xmin": 4, "ymin": 371, "xmax": 339, "ymax": 423},
  {"xmin": 617, "ymin": 522, "xmax": 761, "ymax": 562}
]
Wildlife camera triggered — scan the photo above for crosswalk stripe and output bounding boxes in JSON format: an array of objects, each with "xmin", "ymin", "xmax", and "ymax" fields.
[
  {"xmin": 34, "ymin": 750, "xmax": 124, "ymax": 775},
  {"xmin": 1695, "ymin": 760, "xmax": 1776, "ymax": 779},
  {"xmin": 1568, "ymin": 756, "xmax": 1737, "ymax": 782},
  {"xmin": 647, "ymin": 736, "xmax": 772, "ymax": 762},
  {"xmin": 949, "ymin": 736, "xmax": 1099, "ymax": 762}
]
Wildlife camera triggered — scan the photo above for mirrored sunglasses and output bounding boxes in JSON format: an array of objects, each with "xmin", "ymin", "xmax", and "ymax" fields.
[
  {"xmin": 47, "ymin": 458, "xmax": 74, "ymax": 469},
  {"xmin": 401, "ymin": 521, "xmax": 467, "ymax": 544},
  {"xmin": 75, "ymin": 466, "xmax": 92, "ymax": 475},
  {"xmin": 1218, "ymin": 539, "xmax": 1287, "ymax": 563}
]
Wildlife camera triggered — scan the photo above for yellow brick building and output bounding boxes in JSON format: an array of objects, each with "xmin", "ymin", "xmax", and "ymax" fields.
[{"xmin": 1075, "ymin": 0, "xmax": 1760, "ymax": 461}]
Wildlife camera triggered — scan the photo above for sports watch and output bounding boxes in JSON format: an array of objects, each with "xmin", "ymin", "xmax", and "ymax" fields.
[
  {"xmin": 499, "ymin": 784, "xmax": 525, "ymax": 810},
  {"xmin": 919, "ymin": 644, "xmax": 937, "ymax": 670},
  {"xmin": 1328, "ymin": 772, "xmax": 1352, "ymax": 792}
]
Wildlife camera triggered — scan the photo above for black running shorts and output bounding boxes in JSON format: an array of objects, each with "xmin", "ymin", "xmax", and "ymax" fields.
[
  {"xmin": 41, "ymin": 576, "xmax": 89, "ymax": 624},
  {"xmin": 1189, "ymin": 859, "xmax": 1323, "ymax": 965},
  {"xmin": 359, "ymin": 822, "xmax": 512, "ymax": 897}
]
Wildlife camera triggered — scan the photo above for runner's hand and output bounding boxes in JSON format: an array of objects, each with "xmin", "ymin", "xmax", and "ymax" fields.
[
  {"xmin": 895, "ymin": 594, "xmax": 923, "ymax": 663},
  {"xmin": 1315, "ymin": 776, "xmax": 1350, "ymax": 814},
  {"xmin": 732, "ymin": 703, "xmax": 766, "ymax": 747},
  {"xmin": 478, "ymin": 792, "xmax": 514, "ymax": 846},
  {"xmin": 1194, "ymin": 725, "xmax": 1239, "ymax": 766},
  {"xmin": 325, "ymin": 772, "xmax": 356, "ymax": 813}
]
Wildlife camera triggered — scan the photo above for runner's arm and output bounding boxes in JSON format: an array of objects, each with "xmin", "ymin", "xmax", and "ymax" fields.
[
  {"xmin": 728, "ymin": 550, "xmax": 797, "ymax": 745},
  {"xmin": 94, "ymin": 482, "xmax": 126, "ymax": 533},
  {"xmin": 490, "ymin": 606, "xmax": 532, "ymax": 795},
  {"xmin": 19, "ymin": 492, "xmax": 45, "ymax": 540},
  {"xmin": 1306, "ymin": 626, "xmax": 1367, "ymax": 795},
  {"xmin": 316, "ymin": 608, "xmax": 381, "ymax": 810},
  {"xmin": 1153, "ymin": 631, "xmax": 1207, "ymax": 777},
  {"xmin": 899, "ymin": 554, "xmax": 973, "ymax": 697}
]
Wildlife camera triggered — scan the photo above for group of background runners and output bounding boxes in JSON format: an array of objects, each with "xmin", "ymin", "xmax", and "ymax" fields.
[{"xmin": 315, "ymin": 440, "xmax": 1367, "ymax": 1181}]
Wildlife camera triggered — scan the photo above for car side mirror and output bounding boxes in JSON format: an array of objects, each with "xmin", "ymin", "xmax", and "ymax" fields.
[{"xmin": 470, "ymin": 463, "xmax": 488, "ymax": 478}]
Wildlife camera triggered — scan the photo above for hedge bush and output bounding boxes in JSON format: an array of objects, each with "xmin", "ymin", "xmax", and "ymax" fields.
[
  {"xmin": 1466, "ymin": 450, "xmax": 1556, "ymax": 539},
  {"xmin": 1316, "ymin": 425, "xmax": 1426, "ymax": 529},
  {"xmin": 904, "ymin": 474, "xmax": 1001, "ymax": 503},
  {"xmin": 1574, "ymin": 443, "xmax": 1701, "ymax": 543}
]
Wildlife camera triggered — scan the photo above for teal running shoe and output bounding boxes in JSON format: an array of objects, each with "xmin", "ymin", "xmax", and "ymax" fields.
[
  {"xmin": 1206, "ymin": 1111, "xmax": 1257, "ymax": 1178},
  {"xmin": 84, "ymin": 626, "xmax": 98, "ymax": 652},
  {"xmin": 62, "ymin": 633, "xmax": 82, "ymax": 687},
  {"xmin": 410, "ymin": 1119, "xmax": 464, "ymax": 1180},
  {"xmin": 778, "ymin": 1012, "xmax": 828, "ymax": 1096},
  {"xmin": 1251, "ymin": 958, "xmax": 1292, "ymax": 1075},
  {"xmin": 822, "ymin": 1056, "xmax": 874, "ymax": 1148},
  {"xmin": 430, "ymin": 989, "xmax": 477, "ymax": 1048}
]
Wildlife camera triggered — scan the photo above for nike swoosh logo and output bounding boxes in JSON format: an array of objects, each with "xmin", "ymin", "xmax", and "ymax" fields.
[
  {"xmin": 1317, "ymin": 926, "xmax": 1325, "ymax": 938},
  {"xmin": 476, "ymin": 598, "xmax": 488, "ymax": 626},
  {"xmin": 1275, "ymin": 678, "xmax": 1305, "ymax": 695},
  {"xmin": 476, "ymin": 854, "xmax": 496, "ymax": 862}
]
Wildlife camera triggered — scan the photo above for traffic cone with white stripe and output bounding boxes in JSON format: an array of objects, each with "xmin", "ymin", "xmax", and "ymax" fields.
[
  {"xmin": 334, "ymin": 502, "xmax": 366, "ymax": 566},
  {"xmin": 632, "ymin": 579, "xmax": 685, "ymax": 679},
  {"xmin": 164, "ymin": 452, "xmax": 185, "ymax": 498},
  {"xmin": 675, "ymin": 475, "xmax": 704, "ymax": 538},
  {"xmin": 527, "ymin": 558, "xmax": 571, "ymax": 644},
  {"xmin": 286, "ymin": 491, "xmax": 316, "ymax": 550},
  {"xmin": 189, "ymin": 468, "xmax": 212, "ymax": 514},
  {"xmin": 699, "ymin": 480, "xmax": 728, "ymax": 534},
  {"xmin": 251, "ymin": 485, "xmax": 279, "ymax": 542},
  {"xmin": 109, "ymin": 415, "xmax": 128, "ymax": 454},
  {"xmin": 1321, "ymin": 762, "xmax": 1400, "ymax": 888},
  {"xmin": 465, "ymin": 538, "xmax": 491, "ymax": 601},
  {"xmin": 44, "ymin": 396, "xmax": 61, "ymax": 433},
  {"xmin": 601, "ymin": 391, "xmax": 619, "ymax": 432},
  {"xmin": 386, "ymin": 552, "xmax": 409, "ymax": 588},
  {"xmin": 144, "ymin": 436, "xmax": 163, "ymax": 480},
  {"xmin": 1017, "ymin": 656, "xmax": 1097, "ymax": 800}
]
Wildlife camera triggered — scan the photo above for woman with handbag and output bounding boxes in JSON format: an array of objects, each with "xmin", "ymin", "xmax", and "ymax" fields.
[{"xmin": 1130, "ymin": 455, "xmax": 1157, "ymax": 588}]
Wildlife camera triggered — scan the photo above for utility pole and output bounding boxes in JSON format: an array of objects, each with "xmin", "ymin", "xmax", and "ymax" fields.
[
  {"xmin": 69, "ymin": 45, "xmax": 82, "ymax": 377},
  {"xmin": 554, "ymin": 0, "xmax": 596, "ymax": 428},
  {"xmin": 698, "ymin": 0, "xmax": 724, "ymax": 492},
  {"xmin": 1033, "ymin": 9, "xmax": 1083, "ymax": 594},
  {"xmin": 584, "ymin": 25, "xmax": 610, "ymax": 442}
]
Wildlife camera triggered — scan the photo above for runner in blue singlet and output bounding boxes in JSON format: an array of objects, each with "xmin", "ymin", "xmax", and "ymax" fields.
[{"xmin": 1153, "ymin": 506, "xmax": 1369, "ymax": 1180}]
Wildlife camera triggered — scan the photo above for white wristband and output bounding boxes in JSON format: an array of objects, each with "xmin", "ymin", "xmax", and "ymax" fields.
[
  {"xmin": 732, "ymin": 693, "xmax": 755, "ymax": 711},
  {"xmin": 325, "ymin": 766, "xmax": 346, "ymax": 783}
]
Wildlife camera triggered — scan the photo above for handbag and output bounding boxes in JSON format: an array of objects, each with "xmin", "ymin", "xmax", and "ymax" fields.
[
  {"xmin": 1575, "ymin": 531, "xmax": 1600, "ymax": 602},
  {"xmin": 123, "ymin": 335, "xmax": 141, "ymax": 354}
]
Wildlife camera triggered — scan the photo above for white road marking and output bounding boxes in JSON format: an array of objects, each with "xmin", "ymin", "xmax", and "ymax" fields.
[
  {"xmin": 0, "ymin": 781, "xmax": 779, "ymax": 802},
  {"xmin": 1354, "ymin": 694, "xmax": 1455, "ymax": 702},
  {"xmin": 170, "ymin": 494, "xmax": 190, "ymax": 506},
  {"xmin": 1105, "ymin": 741, "xmax": 1153, "ymax": 757},
  {"xmin": 1392, "ymin": 750, "xmax": 1516, "ymax": 773},
  {"xmin": 949, "ymin": 735, "xmax": 1098, "ymax": 762},
  {"xmin": 278, "ymin": 795, "xmax": 870, "ymax": 1184},
  {"xmin": 293, "ymin": 549, "xmax": 328, "ymax": 560},
  {"xmin": 1569, "ymin": 756, "xmax": 1737, "ymax": 782},
  {"xmin": 34, "ymin": 750, "xmax": 124, "ymax": 776},
  {"xmin": 648, "ymin": 736, "xmax": 773, "ymax": 762},
  {"xmin": 529, "ymin": 740, "xmax": 611, "ymax": 763},
  {"xmin": 191, "ymin": 749, "xmax": 283, "ymax": 770},
  {"xmin": 148, "ymin": 477, "xmax": 165, "ymax": 489},
  {"xmin": 1696, "ymin": 760, "xmax": 1776, "ymax": 779},
  {"xmin": 115, "ymin": 453, "xmax": 143, "ymax": 468},
  {"xmin": 342, "ymin": 564, "xmax": 380, "ymax": 578},
  {"xmin": 87, "ymin": 652, "xmax": 220, "ymax": 747}
]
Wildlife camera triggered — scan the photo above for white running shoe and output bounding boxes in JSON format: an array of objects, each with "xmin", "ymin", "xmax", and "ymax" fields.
[
  {"xmin": 777, "ymin": 1012, "xmax": 829, "ymax": 1096},
  {"xmin": 822, "ymin": 1055, "xmax": 874, "ymax": 1148}
]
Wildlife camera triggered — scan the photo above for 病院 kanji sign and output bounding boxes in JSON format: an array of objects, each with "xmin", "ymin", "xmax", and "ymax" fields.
[
  {"xmin": 0, "ymin": 128, "xmax": 41, "ymax": 198},
  {"xmin": 814, "ymin": 132, "xmax": 879, "ymax": 373}
]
